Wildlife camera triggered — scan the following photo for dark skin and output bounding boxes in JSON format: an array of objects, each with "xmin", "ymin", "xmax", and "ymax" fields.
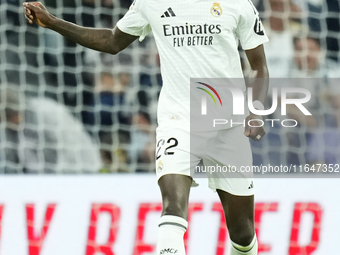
[
  {"xmin": 159, "ymin": 174, "xmax": 255, "ymax": 246},
  {"xmin": 24, "ymin": 1, "xmax": 269, "ymax": 246},
  {"xmin": 23, "ymin": 2, "xmax": 137, "ymax": 54}
]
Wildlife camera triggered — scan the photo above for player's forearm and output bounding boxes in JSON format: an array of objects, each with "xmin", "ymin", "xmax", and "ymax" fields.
[
  {"xmin": 250, "ymin": 66, "xmax": 269, "ymax": 106},
  {"xmin": 245, "ymin": 45, "xmax": 269, "ymax": 107},
  {"xmin": 48, "ymin": 17, "xmax": 118, "ymax": 54}
]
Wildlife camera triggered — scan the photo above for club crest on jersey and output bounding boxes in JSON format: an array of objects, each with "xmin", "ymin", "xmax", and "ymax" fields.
[
  {"xmin": 211, "ymin": 2, "xmax": 222, "ymax": 17},
  {"xmin": 157, "ymin": 160, "xmax": 164, "ymax": 173}
]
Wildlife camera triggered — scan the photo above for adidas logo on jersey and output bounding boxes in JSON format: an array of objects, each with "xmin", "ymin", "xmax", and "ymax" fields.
[{"xmin": 161, "ymin": 7, "xmax": 176, "ymax": 18}]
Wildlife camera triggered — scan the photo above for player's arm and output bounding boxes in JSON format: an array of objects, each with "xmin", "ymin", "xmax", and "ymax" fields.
[
  {"xmin": 23, "ymin": 2, "xmax": 138, "ymax": 55},
  {"xmin": 244, "ymin": 44, "xmax": 269, "ymax": 141},
  {"xmin": 245, "ymin": 45, "xmax": 269, "ymax": 106}
]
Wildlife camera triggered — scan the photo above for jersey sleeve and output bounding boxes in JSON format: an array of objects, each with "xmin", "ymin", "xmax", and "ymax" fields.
[
  {"xmin": 236, "ymin": 0, "xmax": 269, "ymax": 50},
  {"xmin": 116, "ymin": 0, "xmax": 151, "ymax": 42}
]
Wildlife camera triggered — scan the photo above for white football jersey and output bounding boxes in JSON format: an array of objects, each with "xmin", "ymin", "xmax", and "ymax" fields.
[{"xmin": 117, "ymin": 0, "xmax": 268, "ymax": 130}]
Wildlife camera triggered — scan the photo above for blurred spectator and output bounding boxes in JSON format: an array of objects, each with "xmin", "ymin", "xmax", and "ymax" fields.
[
  {"xmin": 83, "ymin": 71, "xmax": 133, "ymax": 172},
  {"xmin": 84, "ymin": 71, "xmax": 132, "ymax": 127},
  {"xmin": 285, "ymin": 37, "xmax": 323, "ymax": 127},
  {"xmin": 291, "ymin": 36, "xmax": 340, "ymax": 77},
  {"xmin": 101, "ymin": 0, "xmax": 115, "ymax": 28},
  {"xmin": 287, "ymin": 37, "xmax": 340, "ymax": 125},
  {"xmin": 292, "ymin": 36, "xmax": 323, "ymax": 77},
  {"xmin": 306, "ymin": 90, "xmax": 340, "ymax": 165},
  {"xmin": 129, "ymin": 111, "xmax": 155, "ymax": 172},
  {"xmin": 294, "ymin": 0, "xmax": 340, "ymax": 61},
  {"xmin": 261, "ymin": 0, "xmax": 302, "ymax": 78},
  {"xmin": 0, "ymin": 86, "xmax": 102, "ymax": 174},
  {"xmin": 285, "ymin": 37, "xmax": 340, "ymax": 165},
  {"xmin": 302, "ymin": 40, "xmax": 340, "ymax": 164}
]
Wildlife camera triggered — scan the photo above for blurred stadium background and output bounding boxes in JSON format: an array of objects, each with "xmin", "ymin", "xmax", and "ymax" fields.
[
  {"xmin": 0, "ymin": 0, "xmax": 339, "ymax": 174},
  {"xmin": 0, "ymin": 1, "xmax": 340, "ymax": 255}
]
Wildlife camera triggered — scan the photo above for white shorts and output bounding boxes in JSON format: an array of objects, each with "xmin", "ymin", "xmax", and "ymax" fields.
[{"xmin": 155, "ymin": 125, "xmax": 254, "ymax": 196}]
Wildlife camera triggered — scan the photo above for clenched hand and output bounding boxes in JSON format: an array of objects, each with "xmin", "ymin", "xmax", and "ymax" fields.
[{"xmin": 23, "ymin": 2, "xmax": 54, "ymax": 28}]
